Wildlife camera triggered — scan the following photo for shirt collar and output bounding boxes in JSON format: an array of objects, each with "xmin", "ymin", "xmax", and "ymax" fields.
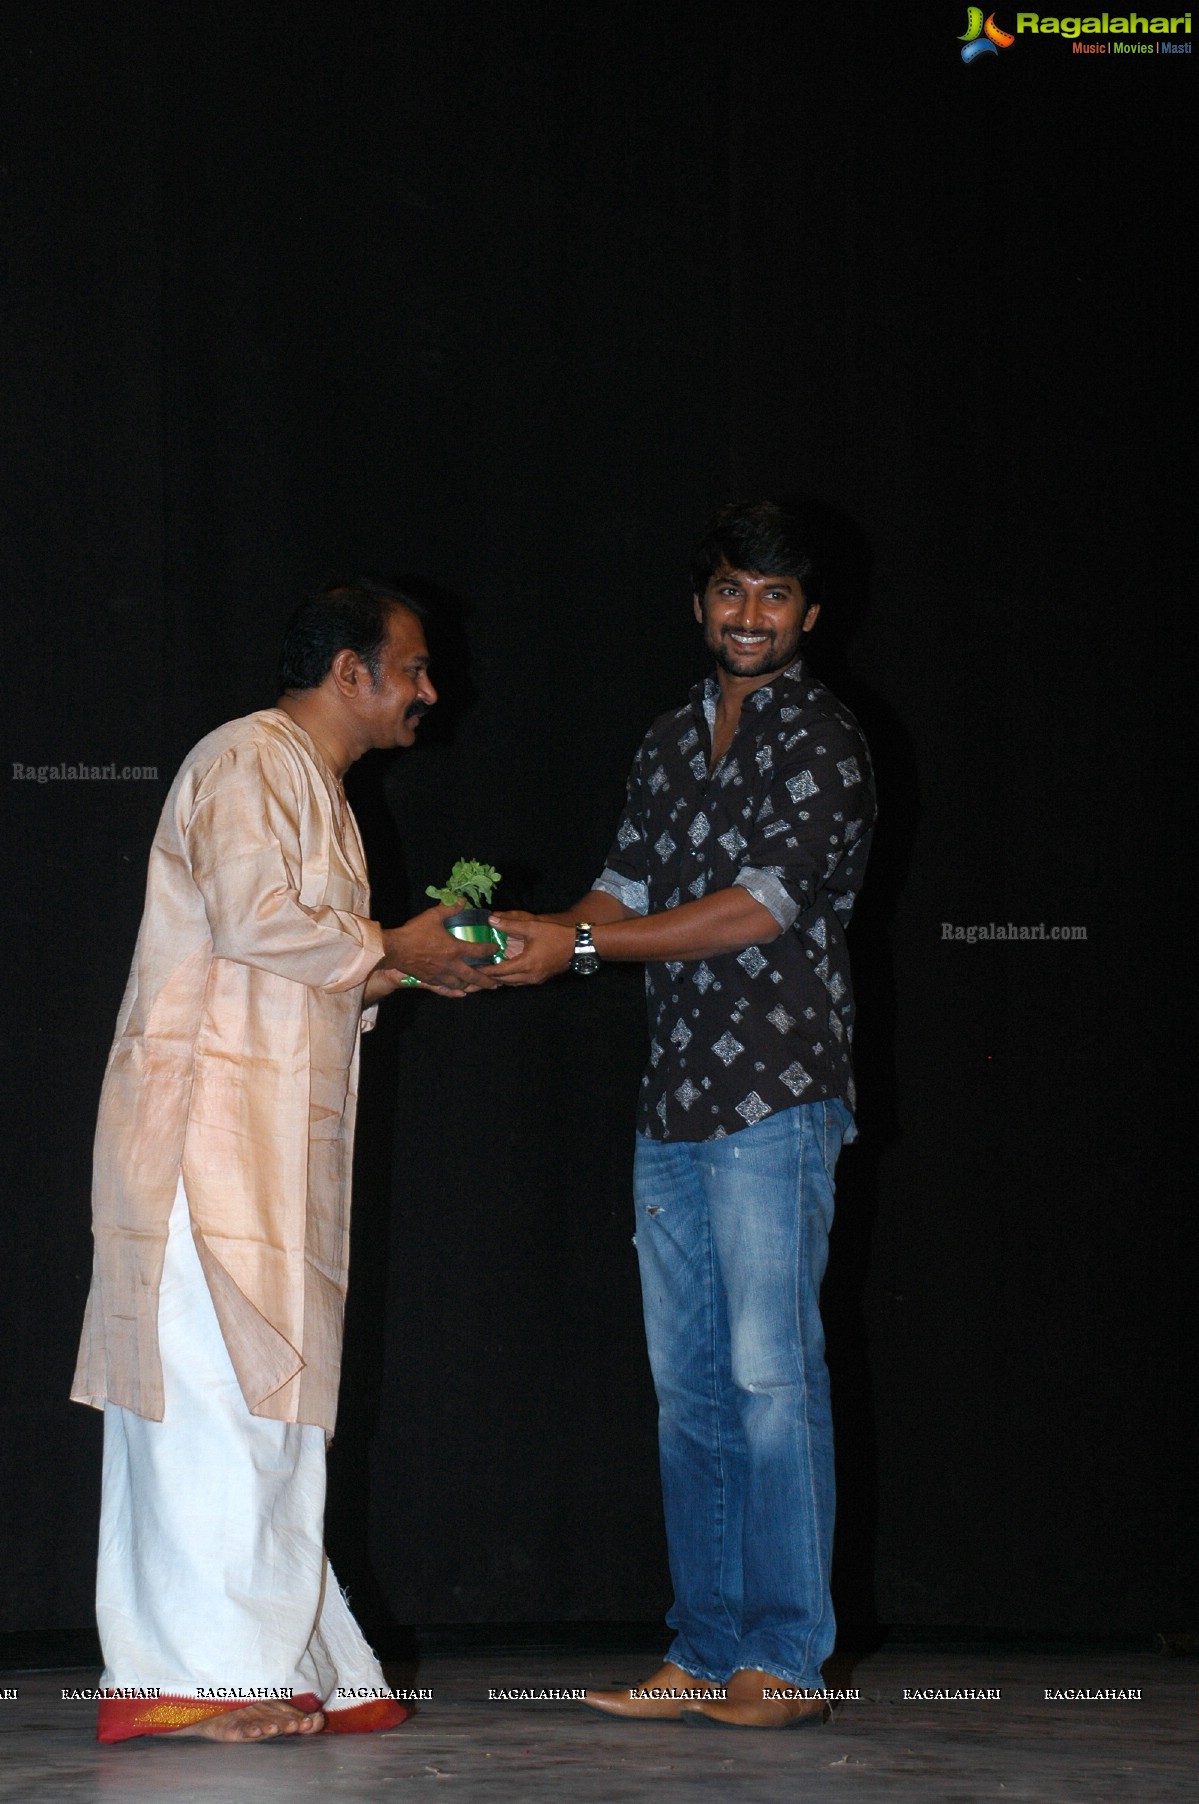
[{"xmin": 694, "ymin": 658, "xmax": 808, "ymax": 727}]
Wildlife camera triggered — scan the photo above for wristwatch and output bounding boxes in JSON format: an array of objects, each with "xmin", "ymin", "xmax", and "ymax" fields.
[{"xmin": 571, "ymin": 922, "xmax": 601, "ymax": 977}]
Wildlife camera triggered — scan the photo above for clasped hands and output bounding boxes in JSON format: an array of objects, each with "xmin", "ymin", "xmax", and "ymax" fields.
[{"xmin": 367, "ymin": 905, "xmax": 574, "ymax": 1002}]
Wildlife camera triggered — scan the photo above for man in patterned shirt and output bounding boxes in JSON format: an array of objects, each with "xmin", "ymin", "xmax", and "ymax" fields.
[{"xmin": 492, "ymin": 501, "xmax": 875, "ymax": 1729}]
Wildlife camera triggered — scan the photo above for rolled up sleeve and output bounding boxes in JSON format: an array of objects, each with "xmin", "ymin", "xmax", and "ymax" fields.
[{"xmin": 733, "ymin": 717, "xmax": 874, "ymax": 928}]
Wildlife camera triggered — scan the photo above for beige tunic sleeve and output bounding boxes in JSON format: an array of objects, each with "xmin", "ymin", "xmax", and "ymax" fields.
[{"xmin": 188, "ymin": 740, "xmax": 383, "ymax": 990}]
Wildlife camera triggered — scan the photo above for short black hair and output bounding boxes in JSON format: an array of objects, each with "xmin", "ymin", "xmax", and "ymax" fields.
[
  {"xmin": 276, "ymin": 579, "xmax": 426, "ymax": 694},
  {"xmin": 691, "ymin": 501, "xmax": 824, "ymax": 608}
]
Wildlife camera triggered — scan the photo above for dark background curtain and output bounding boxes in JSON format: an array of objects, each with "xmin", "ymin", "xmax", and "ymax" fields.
[{"xmin": 1, "ymin": 2, "xmax": 1189, "ymax": 1650}]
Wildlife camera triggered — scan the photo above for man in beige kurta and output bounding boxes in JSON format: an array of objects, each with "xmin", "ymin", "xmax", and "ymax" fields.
[
  {"xmin": 74, "ymin": 704, "xmax": 383, "ymax": 1434},
  {"xmin": 72, "ymin": 583, "xmax": 496, "ymax": 1744}
]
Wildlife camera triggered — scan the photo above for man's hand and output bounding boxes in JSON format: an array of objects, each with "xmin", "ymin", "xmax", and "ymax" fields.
[
  {"xmin": 363, "ymin": 966, "xmax": 471, "ymax": 1003},
  {"xmin": 379, "ymin": 903, "xmax": 506, "ymax": 994},
  {"xmin": 364, "ymin": 966, "xmax": 414, "ymax": 1004},
  {"xmin": 488, "ymin": 912, "xmax": 575, "ymax": 986},
  {"xmin": 366, "ymin": 914, "xmax": 529, "ymax": 1001}
]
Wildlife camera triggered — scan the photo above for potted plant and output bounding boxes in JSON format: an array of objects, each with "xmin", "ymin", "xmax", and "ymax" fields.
[{"xmin": 427, "ymin": 859, "xmax": 506, "ymax": 967}]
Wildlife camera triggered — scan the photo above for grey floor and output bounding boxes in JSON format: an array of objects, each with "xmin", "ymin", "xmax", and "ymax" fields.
[{"xmin": 0, "ymin": 1645, "xmax": 1193, "ymax": 1803}]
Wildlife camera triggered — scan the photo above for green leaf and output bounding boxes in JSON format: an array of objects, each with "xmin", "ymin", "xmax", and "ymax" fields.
[{"xmin": 425, "ymin": 858, "xmax": 502, "ymax": 908}]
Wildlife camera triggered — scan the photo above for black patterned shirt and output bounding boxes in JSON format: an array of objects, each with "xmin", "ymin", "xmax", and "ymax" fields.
[{"xmin": 595, "ymin": 659, "xmax": 875, "ymax": 1142}]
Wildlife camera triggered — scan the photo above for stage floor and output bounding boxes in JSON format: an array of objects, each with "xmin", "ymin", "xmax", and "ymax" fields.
[{"xmin": 0, "ymin": 1642, "xmax": 1193, "ymax": 1802}]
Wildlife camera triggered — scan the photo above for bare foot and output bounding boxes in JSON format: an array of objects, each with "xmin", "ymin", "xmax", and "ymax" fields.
[{"xmin": 167, "ymin": 1701, "xmax": 325, "ymax": 1741}]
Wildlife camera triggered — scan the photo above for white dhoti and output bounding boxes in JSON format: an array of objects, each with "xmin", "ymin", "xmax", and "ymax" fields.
[{"xmin": 94, "ymin": 1180, "xmax": 406, "ymax": 1741}]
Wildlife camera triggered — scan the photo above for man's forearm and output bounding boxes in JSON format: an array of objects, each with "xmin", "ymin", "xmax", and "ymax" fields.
[
  {"xmin": 591, "ymin": 886, "xmax": 780, "ymax": 963},
  {"xmin": 490, "ymin": 885, "xmax": 781, "ymax": 987},
  {"xmin": 541, "ymin": 887, "xmax": 779, "ymax": 954},
  {"xmin": 538, "ymin": 891, "xmax": 637, "ymax": 930}
]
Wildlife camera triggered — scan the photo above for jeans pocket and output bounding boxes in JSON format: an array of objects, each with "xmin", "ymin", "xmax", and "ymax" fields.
[{"xmin": 822, "ymin": 1096, "xmax": 856, "ymax": 1172}]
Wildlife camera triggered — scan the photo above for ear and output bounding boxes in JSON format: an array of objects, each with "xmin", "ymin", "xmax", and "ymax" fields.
[
  {"xmin": 692, "ymin": 592, "xmax": 704, "ymax": 624},
  {"xmin": 802, "ymin": 602, "xmax": 821, "ymax": 634},
  {"xmin": 328, "ymin": 647, "xmax": 368, "ymax": 697}
]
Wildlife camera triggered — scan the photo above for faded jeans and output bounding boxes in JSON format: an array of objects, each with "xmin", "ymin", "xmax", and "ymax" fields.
[{"xmin": 633, "ymin": 1098, "xmax": 854, "ymax": 1689}]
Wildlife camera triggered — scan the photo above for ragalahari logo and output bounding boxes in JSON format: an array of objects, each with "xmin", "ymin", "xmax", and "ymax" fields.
[{"xmin": 960, "ymin": 8, "xmax": 1016, "ymax": 59}]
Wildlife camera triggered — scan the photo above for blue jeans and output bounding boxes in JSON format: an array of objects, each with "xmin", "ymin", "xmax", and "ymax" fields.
[{"xmin": 633, "ymin": 1099, "xmax": 855, "ymax": 1689}]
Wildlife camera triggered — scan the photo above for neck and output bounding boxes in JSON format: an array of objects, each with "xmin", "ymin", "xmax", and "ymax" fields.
[
  {"xmin": 713, "ymin": 661, "xmax": 786, "ymax": 717},
  {"xmin": 275, "ymin": 692, "xmax": 360, "ymax": 778}
]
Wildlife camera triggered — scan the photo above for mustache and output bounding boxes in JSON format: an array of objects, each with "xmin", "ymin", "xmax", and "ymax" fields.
[{"xmin": 405, "ymin": 699, "xmax": 433, "ymax": 721}]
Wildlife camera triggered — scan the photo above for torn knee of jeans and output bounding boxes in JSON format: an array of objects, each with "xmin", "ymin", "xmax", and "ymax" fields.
[{"xmin": 644, "ymin": 1204, "xmax": 664, "ymax": 1216}]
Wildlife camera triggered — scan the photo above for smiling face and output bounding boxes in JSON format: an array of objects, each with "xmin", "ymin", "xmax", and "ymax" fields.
[{"xmin": 694, "ymin": 564, "xmax": 819, "ymax": 684}]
